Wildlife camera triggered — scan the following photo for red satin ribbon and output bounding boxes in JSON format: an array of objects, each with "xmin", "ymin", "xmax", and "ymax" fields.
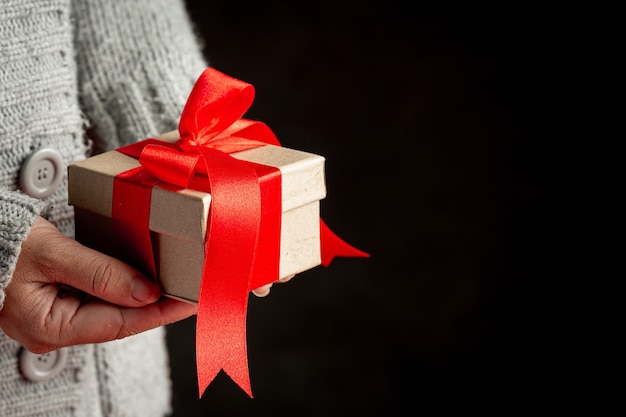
[{"xmin": 111, "ymin": 67, "xmax": 369, "ymax": 398}]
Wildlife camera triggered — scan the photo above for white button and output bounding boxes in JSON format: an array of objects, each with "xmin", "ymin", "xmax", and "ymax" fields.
[
  {"xmin": 19, "ymin": 348, "xmax": 68, "ymax": 382},
  {"xmin": 20, "ymin": 148, "xmax": 64, "ymax": 199}
]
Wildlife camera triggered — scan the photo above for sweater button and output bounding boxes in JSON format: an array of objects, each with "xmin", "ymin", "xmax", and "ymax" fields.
[
  {"xmin": 20, "ymin": 148, "xmax": 64, "ymax": 199},
  {"xmin": 19, "ymin": 347, "xmax": 68, "ymax": 382}
]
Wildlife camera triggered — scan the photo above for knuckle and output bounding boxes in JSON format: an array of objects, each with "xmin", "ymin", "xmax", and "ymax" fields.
[
  {"xmin": 115, "ymin": 311, "xmax": 140, "ymax": 340},
  {"xmin": 90, "ymin": 259, "xmax": 123, "ymax": 298}
]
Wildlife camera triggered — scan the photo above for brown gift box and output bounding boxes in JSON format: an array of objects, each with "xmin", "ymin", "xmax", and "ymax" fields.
[{"xmin": 68, "ymin": 131, "xmax": 326, "ymax": 303}]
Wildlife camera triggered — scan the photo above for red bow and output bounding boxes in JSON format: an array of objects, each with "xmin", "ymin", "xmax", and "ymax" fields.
[{"xmin": 116, "ymin": 68, "xmax": 369, "ymax": 398}]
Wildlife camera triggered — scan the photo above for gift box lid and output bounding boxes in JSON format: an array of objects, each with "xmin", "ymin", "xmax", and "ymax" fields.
[{"xmin": 68, "ymin": 133, "xmax": 326, "ymax": 243}]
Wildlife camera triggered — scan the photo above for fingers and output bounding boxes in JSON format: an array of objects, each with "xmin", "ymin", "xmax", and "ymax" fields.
[
  {"xmin": 279, "ymin": 274, "xmax": 295, "ymax": 283},
  {"xmin": 251, "ymin": 283, "xmax": 272, "ymax": 297},
  {"xmin": 66, "ymin": 298, "xmax": 198, "ymax": 347},
  {"xmin": 17, "ymin": 297, "xmax": 198, "ymax": 353},
  {"xmin": 250, "ymin": 274, "xmax": 296, "ymax": 297},
  {"xmin": 62, "ymin": 248, "xmax": 161, "ymax": 306}
]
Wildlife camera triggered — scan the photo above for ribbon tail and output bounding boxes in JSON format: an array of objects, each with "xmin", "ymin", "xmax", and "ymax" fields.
[
  {"xmin": 195, "ymin": 148, "xmax": 261, "ymax": 398},
  {"xmin": 319, "ymin": 219, "xmax": 370, "ymax": 267},
  {"xmin": 196, "ymin": 295, "xmax": 252, "ymax": 398}
]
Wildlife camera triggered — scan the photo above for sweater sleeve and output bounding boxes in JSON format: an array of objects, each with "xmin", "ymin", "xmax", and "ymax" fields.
[
  {"xmin": 72, "ymin": 0, "xmax": 208, "ymax": 152},
  {"xmin": 0, "ymin": 190, "xmax": 47, "ymax": 310}
]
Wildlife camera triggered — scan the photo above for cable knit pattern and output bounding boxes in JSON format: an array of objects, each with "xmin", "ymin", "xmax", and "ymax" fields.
[
  {"xmin": 73, "ymin": 0, "xmax": 206, "ymax": 151},
  {"xmin": 1, "ymin": 0, "xmax": 207, "ymax": 415}
]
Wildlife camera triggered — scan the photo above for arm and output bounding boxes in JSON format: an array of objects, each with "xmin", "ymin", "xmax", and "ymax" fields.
[{"xmin": 0, "ymin": 0, "xmax": 207, "ymax": 351}]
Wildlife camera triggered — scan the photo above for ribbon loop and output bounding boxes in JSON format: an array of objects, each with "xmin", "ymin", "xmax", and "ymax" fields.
[
  {"xmin": 139, "ymin": 144, "xmax": 200, "ymax": 187},
  {"xmin": 178, "ymin": 67, "xmax": 256, "ymax": 147}
]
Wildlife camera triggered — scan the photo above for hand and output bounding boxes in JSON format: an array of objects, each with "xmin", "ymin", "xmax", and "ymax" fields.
[
  {"xmin": 0, "ymin": 216, "xmax": 197, "ymax": 353},
  {"xmin": 251, "ymin": 274, "xmax": 295, "ymax": 297}
]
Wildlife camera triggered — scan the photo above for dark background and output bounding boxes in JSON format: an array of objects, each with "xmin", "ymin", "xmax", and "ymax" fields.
[{"xmin": 165, "ymin": 1, "xmax": 571, "ymax": 415}]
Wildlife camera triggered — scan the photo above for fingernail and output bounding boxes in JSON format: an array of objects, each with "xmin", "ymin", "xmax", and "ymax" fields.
[{"xmin": 131, "ymin": 278, "xmax": 160, "ymax": 303}]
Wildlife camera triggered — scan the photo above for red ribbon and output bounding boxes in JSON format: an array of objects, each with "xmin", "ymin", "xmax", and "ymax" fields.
[{"xmin": 111, "ymin": 68, "xmax": 369, "ymax": 398}]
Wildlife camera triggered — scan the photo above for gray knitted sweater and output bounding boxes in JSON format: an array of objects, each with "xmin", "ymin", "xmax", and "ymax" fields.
[{"xmin": 0, "ymin": 0, "xmax": 207, "ymax": 415}]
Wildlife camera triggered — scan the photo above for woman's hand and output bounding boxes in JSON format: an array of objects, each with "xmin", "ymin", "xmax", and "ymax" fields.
[{"xmin": 0, "ymin": 216, "xmax": 197, "ymax": 353}]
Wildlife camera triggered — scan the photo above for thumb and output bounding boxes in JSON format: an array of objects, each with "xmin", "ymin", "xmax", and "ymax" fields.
[
  {"xmin": 63, "ymin": 245, "xmax": 162, "ymax": 306},
  {"xmin": 27, "ymin": 217, "xmax": 161, "ymax": 307}
]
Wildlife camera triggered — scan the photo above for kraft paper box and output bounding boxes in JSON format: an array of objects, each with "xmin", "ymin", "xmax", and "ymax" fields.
[{"xmin": 68, "ymin": 131, "xmax": 326, "ymax": 303}]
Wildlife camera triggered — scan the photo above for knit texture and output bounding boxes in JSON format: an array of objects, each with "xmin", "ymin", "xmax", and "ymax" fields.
[
  {"xmin": 0, "ymin": 0, "xmax": 88, "ymax": 238},
  {"xmin": 0, "ymin": 191, "xmax": 46, "ymax": 310},
  {"xmin": 1, "ymin": 0, "xmax": 207, "ymax": 415},
  {"xmin": 73, "ymin": 0, "xmax": 206, "ymax": 151}
]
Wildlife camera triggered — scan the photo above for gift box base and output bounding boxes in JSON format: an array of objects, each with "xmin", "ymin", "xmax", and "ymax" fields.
[{"xmin": 74, "ymin": 200, "xmax": 321, "ymax": 303}]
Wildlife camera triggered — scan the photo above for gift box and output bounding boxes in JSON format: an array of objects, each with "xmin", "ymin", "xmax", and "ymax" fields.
[
  {"xmin": 67, "ymin": 67, "xmax": 367, "ymax": 398},
  {"xmin": 68, "ymin": 130, "xmax": 326, "ymax": 303}
]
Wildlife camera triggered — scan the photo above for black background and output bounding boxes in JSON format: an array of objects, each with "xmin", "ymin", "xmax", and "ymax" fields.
[{"xmin": 165, "ymin": 1, "xmax": 571, "ymax": 415}]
